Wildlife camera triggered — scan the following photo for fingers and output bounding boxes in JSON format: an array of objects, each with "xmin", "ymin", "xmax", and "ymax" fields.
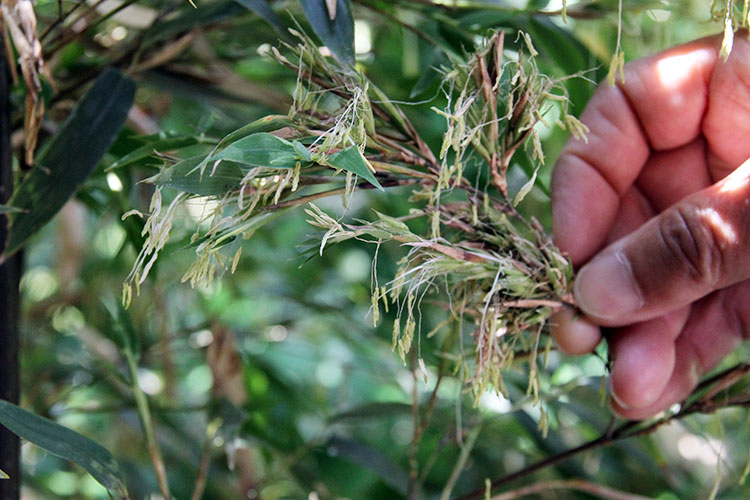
[
  {"xmin": 553, "ymin": 36, "xmax": 720, "ymax": 265},
  {"xmin": 551, "ymin": 83, "xmax": 648, "ymax": 265},
  {"xmin": 574, "ymin": 160, "xmax": 750, "ymax": 326},
  {"xmin": 608, "ymin": 308, "xmax": 688, "ymax": 409},
  {"xmin": 704, "ymin": 34, "xmax": 750, "ymax": 174},
  {"xmin": 611, "ymin": 282, "xmax": 749, "ymax": 420},
  {"xmin": 549, "ymin": 308, "xmax": 601, "ymax": 355},
  {"xmin": 635, "ymin": 138, "xmax": 712, "ymax": 212}
]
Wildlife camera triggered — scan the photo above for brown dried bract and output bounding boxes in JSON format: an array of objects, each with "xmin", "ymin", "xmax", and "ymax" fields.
[{"xmin": 1, "ymin": 0, "xmax": 53, "ymax": 165}]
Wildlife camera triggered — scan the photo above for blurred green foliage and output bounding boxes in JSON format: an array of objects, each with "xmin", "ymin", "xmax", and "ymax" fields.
[{"xmin": 7, "ymin": 0, "xmax": 750, "ymax": 499}]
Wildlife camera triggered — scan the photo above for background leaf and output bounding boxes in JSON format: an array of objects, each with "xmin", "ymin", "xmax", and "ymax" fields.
[
  {"xmin": 299, "ymin": 0, "xmax": 355, "ymax": 66},
  {"xmin": 233, "ymin": 0, "xmax": 289, "ymax": 37},
  {"xmin": 153, "ymin": 156, "xmax": 246, "ymax": 195},
  {"xmin": 328, "ymin": 402, "xmax": 412, "ymax": 423},
  {"xmin": 1, "ymin": 68, "xmax": 134, "ymax": 259},
  {"xmin": 0, "ymin": 400, "xmax": 127, "ymax": 495},
  {"xmin": 325, "ymin": 436, "xmax": 409, "ymax": 495},
  {"xmin": 107, "ymin": 135, "xmax": 199, "ymax": 171}
]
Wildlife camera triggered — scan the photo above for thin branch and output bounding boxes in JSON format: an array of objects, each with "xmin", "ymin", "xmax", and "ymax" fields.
[
  {"xmin": 190, "ymin": 420, "xmax": 220, "ymax": 500},
  {"xmin": 488, "ymin": 479, "xmax": 652, "ymax": 500},
  {"xmin": 124, "ymin": 350, "xmax": 171, "ymax": 500},
  {"xmin": 260, "ymin": 178, "xmax": 418, "ymax": 212},
  {"xmin": 407, "ymin": 349, "xmax": 420, "ymax": 500},
  {"xmin": 440, "ymin": 425, "xmax": 482, "ymax": 500},
  {"xmin": 455, "ymin": 364, "xmax": 750, "ymax": 500}
]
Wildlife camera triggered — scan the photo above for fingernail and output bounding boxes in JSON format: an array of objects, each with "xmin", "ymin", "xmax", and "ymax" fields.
[
  {"xmin": 611, "ymin": 389, "xmax": 631, "ymax": 411},
  {"xmin": 574, "ymin": 252, "xmax": 643, "ymax": 320}
]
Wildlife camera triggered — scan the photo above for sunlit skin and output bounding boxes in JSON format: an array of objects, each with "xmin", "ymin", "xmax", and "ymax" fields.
[{"xmin": 550, "ymin": 33, "xmax": 750, "ymax": 420}]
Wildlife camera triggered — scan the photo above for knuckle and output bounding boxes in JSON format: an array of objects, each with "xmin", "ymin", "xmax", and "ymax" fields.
[{"xmin": 655, "ymin": 205, "xmax": 723, "ymax": 288}]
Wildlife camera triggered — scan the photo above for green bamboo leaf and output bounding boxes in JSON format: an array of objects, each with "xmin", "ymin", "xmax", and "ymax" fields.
[
  {"xmin": 216, "ymin": 115, "xmax": 293, "ymax": 149},
  {"xmin": 211, "ymin": 133, "xmax": 299, "ymax": 169},
  {"xmin": 325, "ymin": 437, "xmax": 408, "ymax": 494},
  {"xmin": 410, "ymin": 50, "xmax": 446, "ymax": 98},
  {"xmin": 0, "ymin": 205, "xmax": 22, "ymax": 214},
  {"xmin": 328, "ymin": 402, "xmax": 411, "ymax": 423},
  {"xmin": 107, "ymin": 136, "xmax": 199, "ymax": 171},
  {"xmin": 0, "ymin": 468, "xmax": 8, "ymax": 479},
  {"xmin": 102, "ymin": 299, "xmax": 141, "ymax": 355},
  {"xmin": 326, "ymin": 147, "xmax": 383, "ymax": 190},
  {"xmin": 152, "ymin": 156, "xmax": 245, "ymax": 195},
  {"xmin": 0, "ymin": 400, "xmax": 127, "ymax": 495},
  {"xmin": 299, "ymin": 0, "xmax": 355, "ymax": 66},
  {"xmin": 1, "ymin": 69, "xmax": 134, "ymax": 260},
  {"xmin": 233, "ymin": 0, "xmax": 288, "ymax": 36},
  {"xmin": 142, "ymin": 2, "xmax": 243, "ymax": 47},
  {"xmin": 184, "ymin": 208, "xmax": 290, "ymax": 250},
  {"xmin": 522, "ymin": 16, "xmax": 604, "ymax": 110}
]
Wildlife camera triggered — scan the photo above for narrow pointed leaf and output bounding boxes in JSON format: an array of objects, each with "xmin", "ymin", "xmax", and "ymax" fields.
[
  {"xmin": 216, "ymin": 115, "xmax": 292, "ymax": 149},
  {"xmin": 211, "ymin": 133, "xmax": 299, "ymax": 169},
  {"xmin": 233, "ymin": 0, "xmax": 288, "ymax": 36},
  {"xmin": 327, "ymin": 146, "xmax": 382, "ymax": 190},
  {"xmin": 299, "ymin": 0, "xmax": 355, "ymax": 66},
  {"xmin": 2, "ymin": 69, "xmax": 134, "ymax": 258},
  {"xmin": 107, "ymin": 136, "xmax": 199, "ymax": 171},
  {"xmin": 328, "ymin": 402, "xmax": 411, "ymax": 422},
  {"xmin": 186, "ymin": 208, "xmax": 291, "ymax": 250},
  {"xmin": 325, "ymin": 0, "xmax": 337, "ymax": 19},
  {"xmin": 325, "ymin": 437, "xmax": 408, "ymax": 494},
  {"xmin": 102, "ymin": 299, "xmax": 141, "ymax": 354},
  {"xmin": 0, "ymin": 205, "xmax": 22, "ymax": 214},
  {"xmin": 152, "ymin": 156, "xmax": 245, "ymax": 195},
  {"xmin": 0, "ymin": 468, "xmax": 8, "ymax": 479},
  {"xmin": 0, "ymin": 400, "xmax": 126, "ymax": 494}
]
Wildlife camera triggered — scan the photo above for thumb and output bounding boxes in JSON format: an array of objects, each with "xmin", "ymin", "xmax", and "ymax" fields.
[{"xmin": 574, "ymin": 160, "xmax": 750, "ymax": 326}]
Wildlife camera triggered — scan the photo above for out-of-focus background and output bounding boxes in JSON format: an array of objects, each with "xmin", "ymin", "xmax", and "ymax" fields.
[{"xmin": 7, "ymin": 0, "xmax": 750, "ymax": 498}]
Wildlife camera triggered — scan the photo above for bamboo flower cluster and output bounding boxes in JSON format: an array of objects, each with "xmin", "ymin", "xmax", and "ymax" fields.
[{"xmin": 125, "ymin": 28, "xmax": 587, "ymax": 405}]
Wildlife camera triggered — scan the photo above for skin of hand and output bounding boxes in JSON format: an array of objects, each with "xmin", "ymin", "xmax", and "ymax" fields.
[{"xmin": 550, "ymin": 33, "xmax": 750, "ymax": 420}]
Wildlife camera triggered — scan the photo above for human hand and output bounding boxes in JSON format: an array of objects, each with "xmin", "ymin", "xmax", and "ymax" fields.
[{"xmin": 550, "ymin": 34, "xmax": 750, "ymax": 420}]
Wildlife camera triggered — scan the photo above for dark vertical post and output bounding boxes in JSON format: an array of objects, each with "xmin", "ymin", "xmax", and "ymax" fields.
[{"xmin": 0, "ymin": 30, "xmax": 21, "ymax": 500}]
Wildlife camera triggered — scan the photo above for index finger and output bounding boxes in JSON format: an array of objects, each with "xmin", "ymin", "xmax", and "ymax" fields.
[{"xmin": 551, "ymin": 36, "xmax": 720, "ymax": 265}]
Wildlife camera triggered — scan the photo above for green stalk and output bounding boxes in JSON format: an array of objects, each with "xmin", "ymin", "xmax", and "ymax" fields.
[
  {"xmin": 124, "ymin": 349, "xmax": 172, "ymax": 500},
  {"xmin": 440, "ymin": 424, "xmax": 482, "ymax": 500}
]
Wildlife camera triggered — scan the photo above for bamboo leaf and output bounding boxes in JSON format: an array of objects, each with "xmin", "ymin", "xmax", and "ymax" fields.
[
  {"xmin": 522, "ymin": 16, "xmax": 604, "ymax": 110},
  {"xmin": 326, "ymin": 146, "xmax": 383, "ymax": 190},
  {"xmin": 299, "ymin": 0, "xmax": 355, "ymax": 66},
  {"xmin": 211, "ymin": 133, "xmax": 300, "ymax": 169},
  {"xmin": 152, "ymin": 156, "xmax": 245, "ymax": 195},
  {"xmin": 142, "ymin": 2, "xmax": 243, "ymax": 47},
  {"xmin": 232, "ymin": 0, "xmax": 289, "ymax": 37},
  {"xmin": 0, "ymin": 468, "xmax": 8, "ymax": 479},
  {"xmin": 107, "ymin": 136, "xmax": 199, "ymax": 171},
  {"xmin": 0, "ymin": 205, "xmax": 22, "ymax": 214},
  {"xmin": 328, "ymin": 402, "xmax": 411, "ymax": 423},
  {"xmin": 216, "ymin": 115, "xmax": 292, "ymax": 149},
  {"xmin": 0, "ymin": 400, "xmax": 127, "ymax": 495},
  {"xmin": 325, "ymin": 437, "xmax": 408, "ymax": 494},
  {"xmin": 1, "ymin": 69, "xmax": 135, "ymax": 260},
  {"xmin": 102, "ymin": 299, "xmax": 141, "ymax": 354}
]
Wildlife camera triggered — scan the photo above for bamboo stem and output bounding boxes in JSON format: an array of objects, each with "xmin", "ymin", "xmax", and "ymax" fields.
[
  {"xmin": 0, "ymin": 28, "xmax": 20, "ymax": 500},
  {"xmin": 125, "ymin": 350, "xmax": 172, "ymax": 500}
]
